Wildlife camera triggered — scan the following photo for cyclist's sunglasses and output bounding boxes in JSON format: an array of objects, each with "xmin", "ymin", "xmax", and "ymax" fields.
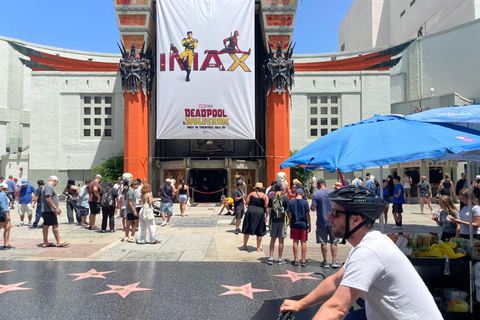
[{"xmin": 331, "ymin": 209, "xmax": 363, "ymax": 218}]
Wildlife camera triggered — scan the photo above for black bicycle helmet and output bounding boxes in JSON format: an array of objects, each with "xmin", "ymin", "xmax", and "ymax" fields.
[{"xmin": 327, "ymin": 185, "xmax": 386, "ymax": 241}]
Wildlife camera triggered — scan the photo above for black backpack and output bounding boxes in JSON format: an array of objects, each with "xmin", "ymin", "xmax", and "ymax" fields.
[
  {"xmin": 271, "ymin": 195, "xmax": 286, "ymax": 222},
  {"xmin": 101, "ymin": 188, "xmax": 114, "ymax": 207}
]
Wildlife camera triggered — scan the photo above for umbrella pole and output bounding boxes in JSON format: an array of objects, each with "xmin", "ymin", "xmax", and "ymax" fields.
[
  {"xmin": 467, "ymin": 158, "xmax": 474, "ymax": 250},
  {"xmin": 380, "ymin": 166, "xmax": 385, "ymax": 233}
]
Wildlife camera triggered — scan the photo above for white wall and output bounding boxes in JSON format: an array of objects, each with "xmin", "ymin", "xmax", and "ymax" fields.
[
  {"xmin": 391, "ymin": 18, "xmax": 480, "ymax": 105},
  {"xmin": 340, "ymin": 0, "xmax": 479, "ymax": 51},
  {"xmin": 291, "ymin": 55, "xmax": 391, "ymax": 152}
]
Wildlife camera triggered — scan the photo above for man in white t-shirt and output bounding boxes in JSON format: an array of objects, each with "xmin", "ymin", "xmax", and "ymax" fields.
[
  {"xmin": 402, "ymin": 173, "xmax": 412, "ymax": 204},
  {"xmin": 280, "ymin": 185, "xmax": 442, "ymax": 320}
]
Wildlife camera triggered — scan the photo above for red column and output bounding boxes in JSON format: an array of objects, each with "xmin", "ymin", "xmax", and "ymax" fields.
[
  {"xmin": 266, "ymin": 85, "xmax": 290, "ymax": 184},
  {"xmin": 124, "ymin": 85, "xmax": 149, "ymax": 180}
]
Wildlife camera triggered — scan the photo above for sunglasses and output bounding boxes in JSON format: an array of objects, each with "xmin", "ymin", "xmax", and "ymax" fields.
[{"xmin": 331, "ymin": 209, "xmax": 363, "ymax": 219}]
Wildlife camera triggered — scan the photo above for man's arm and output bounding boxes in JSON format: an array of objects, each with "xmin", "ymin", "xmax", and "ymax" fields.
[
  {"xmin": 94, "ymin": 186, "xmax": 99, "ymax": 198},
  {"xmin": 313, "ymin": 285, "xmax": 364, "ymax": 320},
  {"xmin": 45, "ymin": 196, "xmax": 61, "ymax": 215},
  {"xmin": 280, "ymin": 268, "xmax": 345, "ymax": 313},
  {"xmin": 394, "ymin": 187, "xmax": 401, "ymax": 198},
  {"xmin": 32, "ymin": 194, "xmax": 39, "ymax": 209}
]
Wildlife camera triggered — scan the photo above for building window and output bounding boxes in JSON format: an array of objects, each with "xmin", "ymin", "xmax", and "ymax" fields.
[
  {"xmin": 400, "ymin": 9, "xmax": 405, "ymax": 17},
  {"xmin": 410, "ymin": 0, "xmax": 415, "ymax": 7},
  {"xmin": 308, "ymin": 94, "xmax": 341, "ymax": 139},
  {"xmin": 341, "ymin": 43, "xmax": 345, "ymax": 52},
  {"xmin": 310, "ymin": 96, "xmax": 317, "ymax": 104},
  {"xmin": 82, "ymin": 95, "xmax": 114, "ymax": 139}
]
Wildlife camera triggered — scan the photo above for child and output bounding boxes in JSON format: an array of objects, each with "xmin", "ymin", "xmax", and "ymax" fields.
[
  {"xmin": 218, "ymin": 195, "xmax": 234, "ymax": 215},
  {"xmin": 0, "ymin": 183, "xmax": 14, "ymax": 250},
  {"xmin": 286, "ymin": 188, "xmax": 311, "ymax": 267}
]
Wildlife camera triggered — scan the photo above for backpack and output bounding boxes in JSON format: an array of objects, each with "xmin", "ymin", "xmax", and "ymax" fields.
[
  {"xmin": 101, "ymin": 188, "xmax": 114, "ymax": 207},
  {"xmin": 271, "ymin": 195, "xmax": 286, "ymax": 222}
]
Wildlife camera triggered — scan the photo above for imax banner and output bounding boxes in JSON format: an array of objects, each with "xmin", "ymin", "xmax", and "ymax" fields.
[{"xmin": 156, "ymin": 0, "xmax": 255, "ymax": 140}]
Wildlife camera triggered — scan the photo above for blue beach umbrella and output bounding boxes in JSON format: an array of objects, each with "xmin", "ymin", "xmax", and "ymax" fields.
[
  {"xmin": 405, "ymin": 104, "xmax": 480, "ymax": 123},
  {"xmin": 280, "ymin": 114, "xmax": 480, "ymax": 172}
]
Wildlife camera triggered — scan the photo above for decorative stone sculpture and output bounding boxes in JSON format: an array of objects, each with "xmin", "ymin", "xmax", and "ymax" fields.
[
  {"xmin": 265, "ymin": 41, "xmax": 295, "ymax": 95},
  {"xmin": 118, "ymin": 42, "xmax": 154, "ymax": 96}
]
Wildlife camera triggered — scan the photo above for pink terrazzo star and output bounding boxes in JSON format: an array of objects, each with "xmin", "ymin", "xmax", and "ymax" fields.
[
  {"xmin": 273, "ymin": 270, "xmax": 321, "ymax": 283},
  {"xmin": 0, "ymin": 270, "xmax": 15, "ymax": 274},
  {"xmin": 0, "ymin": 282, "xmax": 31, "ymax": 295},
  {"xmin": 219, "ymin": 283, "xmax": 271, "ymax": 300},
  {"xmin": 67, "ymin": 269, "xmax": 115, "ymax": 281},
  {"xmin": 94, "ymin": 282, "xmax": 153, "ymax": 298}
]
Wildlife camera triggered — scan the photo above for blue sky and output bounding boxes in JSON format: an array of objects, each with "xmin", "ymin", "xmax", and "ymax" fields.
[{"xmin": 0, "ymin": 0, "xmax": 354, "ymax": 54}]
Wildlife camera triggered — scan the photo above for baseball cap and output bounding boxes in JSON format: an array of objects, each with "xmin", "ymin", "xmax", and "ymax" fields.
[
  {"xmin": 165, "ymin": 178, "xmax": 172, "ymax": 183},
  {"xmin": 95, "ymin": 174, "xmax": 103, "ymax": 179},
  {"xmin": 37, "ymin": 180, "xmax": 44, "ymax": 185},
  {"xmin": 461, "ymin": 172, "xmax": 466, "ymax": 176},
  {"xmin": 0, "ymin": 182, "xmax": 7, "ymax": 188},
  {"xmin": 49, "ymin": 175, "xmax": 59, "ymax": 182},
  {"xmin": 476, "ymin": 175, "xmax": 480, "ymax": 181},
  {"xmin": 236, "ymin": 180, "xmax": 243, "ymax": 186},
  {"xmin": 221, "ymin": 195, "xmax": 226, "ymax": 199},
  {"xmin": 317, "ymin": 179, "xmax": 326, "ymax": 185},
  {"xmin": 296, "ymin": 188, "xmax": 304, "ymax": 194},
  {"xmin": 21, "ymin": 179, "xmax": 28, "ymax": 186}
]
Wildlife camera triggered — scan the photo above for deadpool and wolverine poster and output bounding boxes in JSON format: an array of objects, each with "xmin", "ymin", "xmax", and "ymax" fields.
[{"xmin": 156, "ymin": 0, "xmax": 255, "ymax": 140}]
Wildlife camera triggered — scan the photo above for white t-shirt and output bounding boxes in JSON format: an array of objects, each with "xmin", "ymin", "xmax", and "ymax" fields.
[
  {"xmin": 135, "ymin": 185, "xmax": 143, "ymax": 207},
  {"xmin": 459, "ymin": 205, "xmax": 480, "ymax": 235},
  {"xmin": 403, "ymin": 176, "xmax": 412, "ymax": 189},
  {"xmin": 340, "ymin": 230, "xmax": 442, "ymax": 320}
]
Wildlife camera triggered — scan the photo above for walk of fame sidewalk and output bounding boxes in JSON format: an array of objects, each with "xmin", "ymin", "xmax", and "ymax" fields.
[{"xmin": 0, "ymin": 201, "xmax": 444, "ymax": 262}]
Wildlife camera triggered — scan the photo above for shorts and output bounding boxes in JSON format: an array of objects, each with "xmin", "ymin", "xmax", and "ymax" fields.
[
  {"xmin": 19, "ymin": 203, "xmax": 33, "ymax": 216},
  {"xmin": 120, "ymin": 208, "xmax": 127, "ymax": 218},
  {"xmin": 392, "ymin": 203, "xmax": 403, "ymax": 214},
  {"xmin": 316, "ymin": 226, "xmax": 339, "ymax": 245},
  {"xmin": 79, "ymin": 207, "xmax": 89, "ymax": 216},
  {"xmin": 127, "ymin": 212, "xmax": 139, "ymax": 221},
  {"xmin": 179, "ymin": 195, "xmax": 188, "ymax": 203},
  {"xmin": 234, "ymin": 205, "xmax": 244, "ymax": 220},
  {"xmin": 404, "ymin": 188, "xmax": 411, "ymax": 196},
  {"xmin": 89, "ymin": 202, "xmax": 101, "ymax": 215},
  {"xmin": 290, "ymin": 227, "xmax": 308, "ymax": 241},
  {"xmin": 0, "ymin": 217, "xmax": 6, "ymax": 223},
  {"xmin": 160, "ymin": 202, "xmax": 173, "ymax": 215},
  {"xmin": 43, "ymin": 212, "xmax": 58, "ymax": 226},
  {"xmin": 270, "ymin": 221, "xmax": 287, "ymax": 238}
]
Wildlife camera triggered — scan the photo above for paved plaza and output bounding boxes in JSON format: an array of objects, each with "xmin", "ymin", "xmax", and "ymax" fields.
[{"xmin": 0, "ymin": 200, "xmax": 474, "ymax": 319}]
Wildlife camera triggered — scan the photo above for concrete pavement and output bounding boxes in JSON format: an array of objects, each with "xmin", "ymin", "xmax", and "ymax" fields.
[{"xmin": 0, "ymin": 200, "xmax": 444, "ymax": 263}]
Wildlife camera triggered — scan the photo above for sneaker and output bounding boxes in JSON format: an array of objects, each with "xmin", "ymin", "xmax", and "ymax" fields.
[
  {"xmin": 277, "ymin": 258, "xmax": 287, "ymax": 265},
  {"xmin": 3, "ymin": 245, "xmax": 15, "ymax": 250},
  {"xmin": 166, "ymin": 222, "xmax": 170, "ymax": 226},
  {"xmin": 124, "ymin": 237, "xmax": 129, "ymax": 242},
  {"xmin": 331, "ymin": 260, "xmax": 341, "ymax": 268},
  {"xmin": 27, "ymin": 222, "xmax": 32, "ymax": 226},
  {"xmin": 161, "ymin": 221, "xmax": 167, "ymax": 226},
  {"xmin": 229, "ymin": 220, "xmax": 236, "ymax": 225},
  {"xmin": 390, "ymin": 225, "xmax": 399, "ymax": 230},
  {"xmin": 235, "ymin": 228, "xmax": 240, "ymax": 235},
  {"xmin": 384, "ymin": 223, "xmax": 389, "ymax": 228},
  {"xmin": 320, "ymin": 261, "xmax": 330, "ymax": 268},
  {"xmin": 18, "ymin": 221, "xmax": 24, "ymax": 227},
  {"xmin": 267, "ymin": 257, "xmax": 274, "ymax": 265},
  {"xmin": 127, "ymin": 237, "xmax": 136, "ymax": 243},
  {"xmin": 110, "ymin": 230, "xmax": 115, "ymax": 233}
]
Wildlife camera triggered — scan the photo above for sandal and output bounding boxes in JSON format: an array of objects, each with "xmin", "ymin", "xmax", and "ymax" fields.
[
  {"xmin": 43, "ymin": 243, "xmax": 56, "ymax": 248},
  {"xmin": 57, "ymin": 242, "xmax": 70, "ymax": 248},
  {"xmin": 301, "ymin": 261, "xmax": 308, "ymax": 267},
  {"xmin": 291, "ymin": 261, "xmax": 298, "ymax": 266}
]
